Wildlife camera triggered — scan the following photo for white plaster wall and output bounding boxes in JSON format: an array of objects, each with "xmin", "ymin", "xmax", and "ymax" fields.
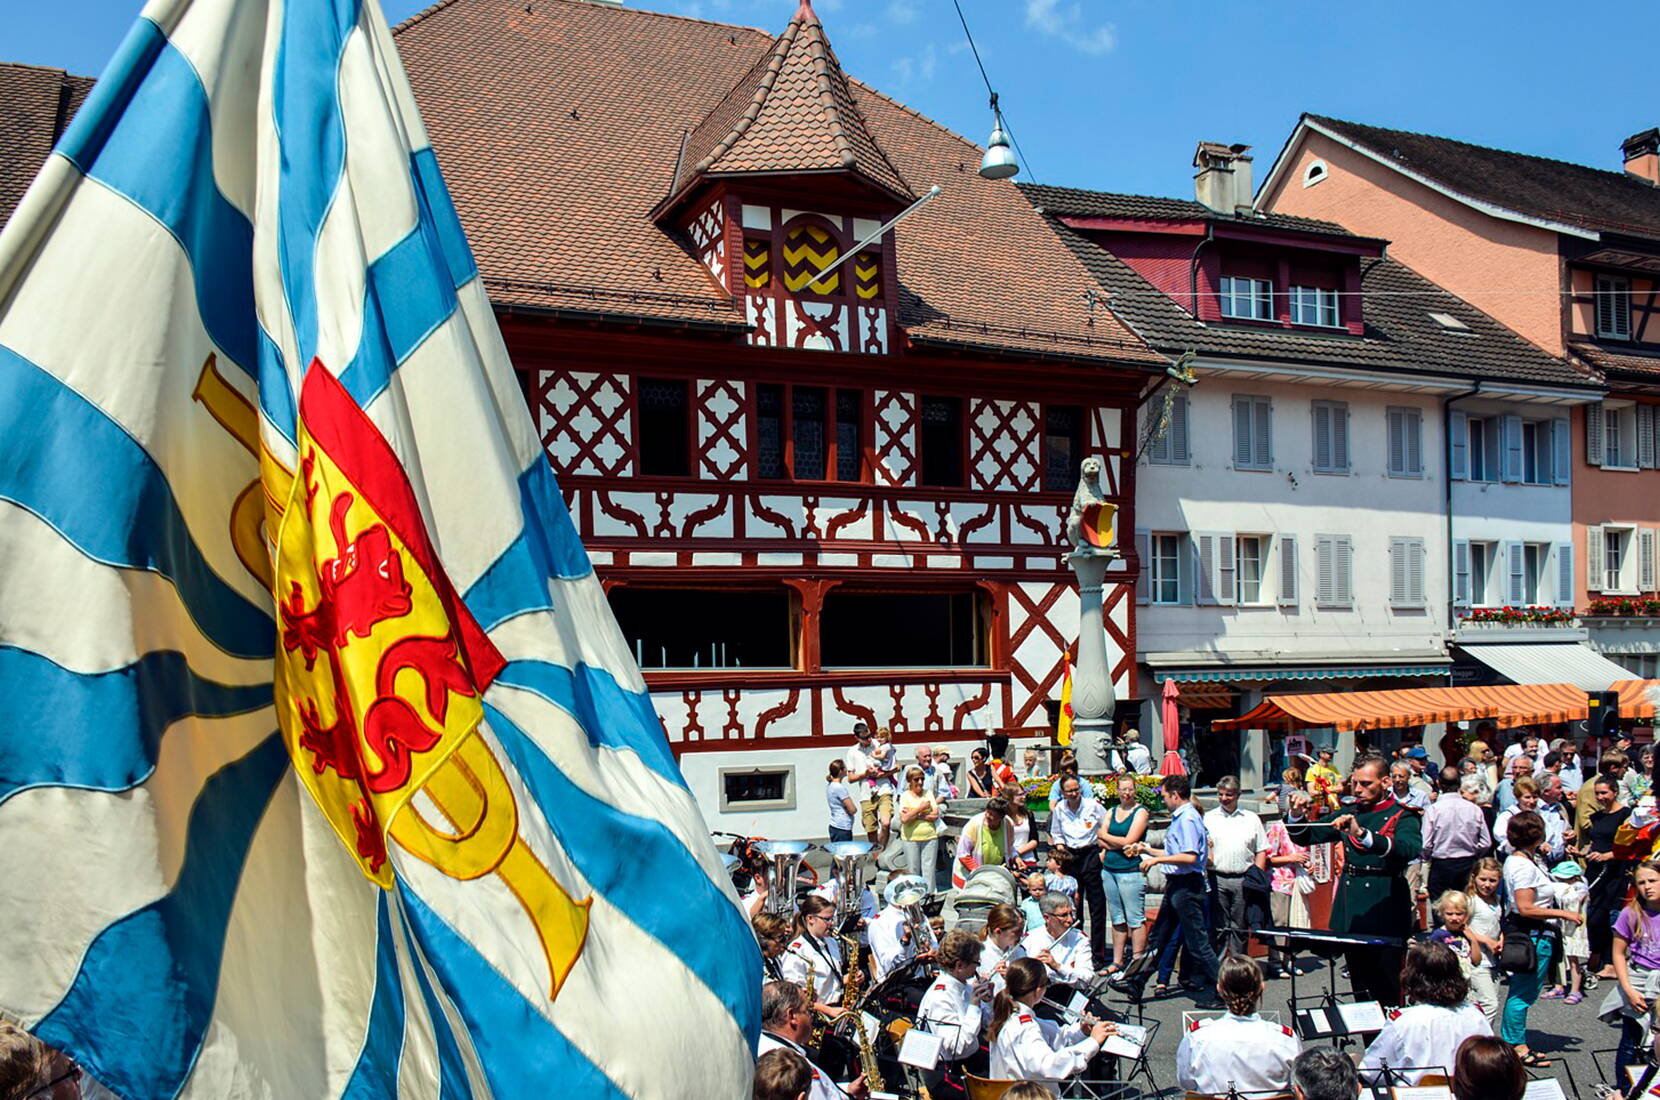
[{"xmin": 1137, "ymin": 377, "xmax": 1448, "ymax": 659}]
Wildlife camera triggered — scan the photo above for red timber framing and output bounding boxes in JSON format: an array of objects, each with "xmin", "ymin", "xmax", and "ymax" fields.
[{"xmin": 505, "ymin": 319, "xmax": 1145, "ymax": 753}]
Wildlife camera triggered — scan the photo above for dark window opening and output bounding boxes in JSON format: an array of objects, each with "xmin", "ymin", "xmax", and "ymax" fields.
[
  {"xmin": 637, "ymin": 378, "xmax": 690, "ymax": 476},
  {"xmin": 793, "ymin": 386, "xmax": 827, "ymax": 480},
  {"xmin": 725, "ymin": 770, "xmax": 788, "ymax": 804},
  {"xmin": 608, "ymin": 587, "xmax": 794, "ymax": 669},
  {"xmin": 820, "ymin": 589, "xmax": 988, "ymax": 668},
  {"xmin": 757, "ymin": 383, "xmax": 785, "ymax": 479},
  {"xmin": 836, "ymin": 390, "xmax": 863, "ymax": 481},
  {"xmin": 919, "ymin": 396, "xmax": 964, "ymax": 487},
  {"xmin": 1044, "ymin": 405, "xmax": 1085, "ymax": 491}
]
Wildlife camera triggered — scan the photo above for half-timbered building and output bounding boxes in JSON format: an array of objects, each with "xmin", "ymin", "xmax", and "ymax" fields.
[{"xmin": 392, "ymin": 0, "xmax": 1164, "ymax": 834}]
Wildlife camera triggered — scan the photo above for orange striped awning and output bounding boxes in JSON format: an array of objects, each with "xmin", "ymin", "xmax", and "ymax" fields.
[
  {"xmin": 1212, "ymin": 682, "xmax": 1611, "ymax": 733},
  {"xmin": 1615, "ymin": 679, "xmax": 1660, "ymax": 719}
]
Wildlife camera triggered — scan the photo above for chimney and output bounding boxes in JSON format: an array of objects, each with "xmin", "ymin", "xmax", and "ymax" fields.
[
  {"xmin": 1623, "ymin": 129, "xmax": 1659, "ymax": 185},
  {"xmin": 1193, "ymin": 142, "xmax": 1255, "ymax": 215}
]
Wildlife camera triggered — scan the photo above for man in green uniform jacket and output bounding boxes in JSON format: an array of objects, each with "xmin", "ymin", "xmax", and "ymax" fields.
[{"xmin": 1302, "ymin": 754, "xmax": 1422, "ymax": 1006}]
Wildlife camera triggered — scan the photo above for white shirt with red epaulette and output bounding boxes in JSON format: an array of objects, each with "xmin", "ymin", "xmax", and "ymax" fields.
[
  {"xmin": 779, "ymin": 933, "xmax": 843, "ymax": 1006},
  {"xmin": 915, "ymin": 971, "xmax": 984, "ymax": 1062},
  {"xmin": 978, "ymin": 939, "xmax": 1027, "ymax": 994},
  {"xmin": 1020, "ymin": 924, "xmax": 1094, "ymax": 985},
  {"xmin": 1359, "ymin": 1002, "xmax": 1492, "ymax": 1085},
  {"xmin": 989, "ymin": 1010, "xmax": 1098, "ymax": 1089},
  {"xmin": 757, "ymin": 1030, "xmax": 851, "ymax": 1100},
  {"xmin": 1175, "ymin": 1012, "xmax": 1301, "ymax": 1095},
  {"xmin": 867, "ymin": 904, "xmax": 915, "ymax": 984}
]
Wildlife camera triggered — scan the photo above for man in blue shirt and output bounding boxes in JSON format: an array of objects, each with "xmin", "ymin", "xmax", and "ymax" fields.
[{"xmin": 1111, "ymin": 773, "xmax": 1221, "ymax": 1008}]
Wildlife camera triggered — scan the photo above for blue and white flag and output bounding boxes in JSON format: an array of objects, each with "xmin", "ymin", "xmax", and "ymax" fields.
[{"xmin": 0, "ymin": 0, "xmax": 760, "ymax": 1096}]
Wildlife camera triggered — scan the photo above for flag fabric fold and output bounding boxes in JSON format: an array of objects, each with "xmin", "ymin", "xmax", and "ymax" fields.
[{"xmin": 0, "ymin": 0, "xmax": 760, "ymax": 1095}]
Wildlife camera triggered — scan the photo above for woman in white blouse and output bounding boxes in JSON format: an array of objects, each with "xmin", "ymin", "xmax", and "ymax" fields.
[
  {"xmin": 978, "ymin": 904, "xmax": 1028, "ymax": 994},
  {"xmin": 1360, "ymin": 941, "xmax": 1491, "ymax": 1084},
  {"xmin": 987, "ymin": 958, "xmax": 1113, "ymax": 1090}
]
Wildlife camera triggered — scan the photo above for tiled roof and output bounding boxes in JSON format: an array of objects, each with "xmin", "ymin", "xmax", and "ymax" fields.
[
  {"xmin": 0, "ymin": 62, "xmax": 92, "ymax": 227},
  {"xmin": 1569, "ymin": 341, "xmax": 1660, "ymax": 384},
  {"xmin": 1025, "ymin": 187, "xmax": 1595, "ymax": 389},
  {"xmin": 392, "ymin": 0, "xmax": 1159, "ymax": 364},
  {"xmin": 1306, "ymin": 115, "xmax": 1660, "ymax": 240},
  {"xmin": 669, "ymin": 0, "xmax": 912, "ymax": 204},
  {"xmin": 1023, "ymin": 182, "xmax": 1350, "ymax": 236}
]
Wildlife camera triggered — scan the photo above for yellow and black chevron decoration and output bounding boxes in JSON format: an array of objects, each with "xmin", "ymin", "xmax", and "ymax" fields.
[
  {"xmin": 854, "ymin": 250, "xmax": 881, "ymax": 300},
  {"xmin": 744, "ymin": 238, "xmax": 771, "ymax": 289},
  {"xmin": 782, "ymin": 223, "xmax": 841, "ymax": 295}
]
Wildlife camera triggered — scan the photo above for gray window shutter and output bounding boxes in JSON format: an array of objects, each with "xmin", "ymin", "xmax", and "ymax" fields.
[
  {"xmin": 1406, "ymin": 409, "xmax": 1423, "ymax": 476},
  {"xmin": 1178, "ymin": 532, "xmax": 1194, "ymax": 605},
  {"xmin": 1501, "ymin": 414, "xmax": 1523, "ymax": 483},
  {"xmin": 1135, "ymin": 530, "xmax": 1151, "ymax": 604},
  {"xmin": 1146, "ymin": 407, "xmax": 1167, "ymax": 464},
  {"xmin": 1409, "ymin": 540, "xmax": 1426, "ymax": 605},
  {"xmin": 1254, "ymin": 398, "xmax": 1273, "ymax": 468},
  {"xmin": 1557, "ymin": 543, "xmax": 1574, "ymax": 606},
  {"xmin": 1216, "ymin": 534, "xmax": 1237, "ymax": 606},
  {"xmin": 1334, "ymin": 403, "xmax": 1350, "ymax": 471},
  {"xmin": 1169, "ymin": 393, "xmax": 1190, "ymax": 463},
  {"xmin": 1507, "ymin": 540, "xmax": 1525, "ymax": 604},
  {"xmin": 1389, "ymin": 538, "xmax": 1408, "ymax": 607},
  {"xmin": 1552, "ymin": 418, "xmax": 1570, "ymax": 485},
  {"xmin": 1454, "ymin": 540, "xmax": 1471, "ymax": 606},
  {"xmin": 1588, "ymin": 526, "xmax": 1605, "ymax": 593},
  {"xmin": 1233, "ymin": 398, "xmax": 1253, "ymax": 468},
  {"xmin": 1316, "ymin": 536, "xmax": 1335, "ymax": 606},
  {"xmin": 1195, "ymin": 534, "xmax": 1217, "ymax": 604},
  {"xmin": 1642, "ymin": 529, "xmax": 1658, "ymax": 593},
  {"xmin": 1336, "ymin": 536, "xmax": 1354, "ymax": 606},
  {"xmin": 1450, "ymin": 411, "xmax": 1469, "ymax": 480},
  {"xmin": 1587, "ymin": 403, "xmax": 1605, "ymax": 466},
  {"xmin": 1278, "ymin": 534, "xmax": 1299, "ymax": 606},
  {"xmin": 1313, "ymin": 403, "xmax": 1332, "ymax": 471},
  {"xmin": 1642, "ymin": 405, "xmax": 1657, "ymax": 470},
  {"xmin": 1386, "ymin": 409, "xmax": 1404, "ymax": 476}
]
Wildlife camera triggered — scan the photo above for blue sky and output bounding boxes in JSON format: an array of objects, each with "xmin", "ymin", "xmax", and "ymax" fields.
[{"xmin": 13, "ymin": 0, "xmax": 1660, "ymax": 199}]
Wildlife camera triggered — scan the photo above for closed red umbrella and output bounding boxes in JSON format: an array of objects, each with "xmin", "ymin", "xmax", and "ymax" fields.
[{"xmin": 1160, "ymin": 677, "xmax": 1186, "ymax": 776}]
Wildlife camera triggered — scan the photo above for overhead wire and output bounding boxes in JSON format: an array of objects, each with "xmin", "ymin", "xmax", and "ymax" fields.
[{"xmin": 950, "ymin": 0, "xmax": 1038, "ymax": 182}]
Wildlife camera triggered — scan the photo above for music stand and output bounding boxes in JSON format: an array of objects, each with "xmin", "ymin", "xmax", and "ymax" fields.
[{"xmin": 1042, "ymin": 993, "xmax": 1161, "ymax": 1096}]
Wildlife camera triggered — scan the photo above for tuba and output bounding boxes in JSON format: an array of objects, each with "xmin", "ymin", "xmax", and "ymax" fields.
[
  {"xmin": 757, "ymin": 840, "xmax": 811, "ymax": 918},
  {"xmin": 824, "ymin": 840, "xmax": 874, "ymax": 933},
  {"xmin": 892, "ymin": 880, "xmax": 938, "ymax": 957}
]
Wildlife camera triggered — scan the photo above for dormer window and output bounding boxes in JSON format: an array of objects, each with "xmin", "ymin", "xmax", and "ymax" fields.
[
  {"xmin": 1289, "ymin": 285, "xmax": 1340, "ymax": 328},
  {"xmin": 1219, "ymin": 276, "xmax": 1272, "ymax": 320}
]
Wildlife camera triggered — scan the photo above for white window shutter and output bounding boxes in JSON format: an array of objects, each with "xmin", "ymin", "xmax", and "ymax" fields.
[
  {"xmin": 1388, "ymin": 538, "xmax": 1407, "ymax": 607},
  {"xmin": 1195, "ymin": 534, "xmax": 1217, "ymax": 604},
  {"xmin": 1454, "ymin": 540, "xmax": 1471, "ymax": 606},
  {"xmin": 1642, "ymin": 529, "xmax": 1658, "ymax": 593},
  {"xmin": 1557, "ymin": 543, "xmax": 1574, "ymax": 606},
  {"xmin": 1409, "ymin": 540, "xmax": 1426, "ymax": 605},
  {"xmin": 1501, "ymin": 414, "xmax": 1523, "ymax": 483},
  {"xmin": 1587, "ymin": 403, "xmax": 1605, "ymax": 466},
  {"xmin": 1552, "ymin": 418, "xmax": 1570, "ymax": 485},
  {"xmin": 1135, "ymin": 530, "xmax": 1151, "ymax": 604},
  {"xmin": 1170, "ymin": 393, "xmax": 1190, "ymax": 463},
  {"xmin": 1232, "ymin": 398, "xmax": 1252, "ymax": 468},
  {"xmin": 1334, "ymin": 403, "xmax": 1350, "ymax": 471},
  {"xmin": 1642, "ymin": 405, "xmax": 1657, "ymax": 470},
  {"xmin": 1507, "ymin": 541, "xmax": 1525, "ymax": 604},
  {"xmin": 1336, "ymin": 536, "xmax": 1354, "ymax": 606},
  {"xmin": 1216, "ymin": 534, "xmax": 1237, "ymax": 606},
  {"xmin": 1450, "ymin": 411, "xmax": 1469, "ymax": 480},
  {"xmin": 1588, "ymin": 526, "xmax": 1605, "ymax": 593},
  {"xmin": 1313, "ymin": 403, "xmax": 1332, "ymax": 471},
  {"xmin": 1254, "ymin": 398, "xmax": 1273, "ymax": 468},
  {"xmin": 1278, "ymin": 534, "xmax": 1299, "ymax": 606}
]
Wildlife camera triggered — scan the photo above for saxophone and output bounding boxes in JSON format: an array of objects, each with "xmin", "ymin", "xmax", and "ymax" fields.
[
  {"xmin": 841, "ymin": 933, "xmax": 884, "ymax": 1093},
  {"xmin": 804, "ymin": 962, "xmax": 825, "ymax": 1047}
]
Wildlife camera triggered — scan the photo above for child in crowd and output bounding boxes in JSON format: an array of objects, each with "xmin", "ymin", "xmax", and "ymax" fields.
[
  {"xmin": 1429, "ymin": 891, "xmax": 1496, "ymax": 1017},
  {"xmin": 1020, "ymin": 873, "xmax": 1047, "ymax": 932},
  {"xmin": 1043, "ymin": 850, "xmax": 1079, "ymax": 906},
  {"xmin": 1601, "ymin": 861, "xmax": 1660, "ymax": 1089},
  {"xmin": 1547, "ymin": 861, "xmax": 1589, "ymax": 1004},
  {"xmin": 1463, "ymin": 858, "xmax": 1505, "ymax": 1023}
]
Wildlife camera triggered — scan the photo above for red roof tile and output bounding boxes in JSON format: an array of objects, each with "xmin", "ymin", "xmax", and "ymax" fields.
[
  {"xmin": 0, "ymin": 62, "xmax": 92, "ymax": 228},
  {"xmin": 392, "ymin": 0, "xmax": 1158, "ymax": 364}
]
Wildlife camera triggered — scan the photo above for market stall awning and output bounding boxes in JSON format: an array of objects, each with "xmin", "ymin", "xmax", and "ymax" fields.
[
  {"xmin": 1459, "ymin": 642, "xmax": 1638, "ymax": 692},
  {"xmin": 1212, "ymin": 682, "xmax": 1597, "ymax": 733},
  {"xmin": 1615, "ymin": 679, "xmax": 1660, "ymax": 719}
]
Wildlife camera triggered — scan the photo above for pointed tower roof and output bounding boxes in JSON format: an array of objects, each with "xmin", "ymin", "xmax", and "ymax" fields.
[{"xmin": 666, "ymin": 0, "xmax": 914, "ymax": 205}]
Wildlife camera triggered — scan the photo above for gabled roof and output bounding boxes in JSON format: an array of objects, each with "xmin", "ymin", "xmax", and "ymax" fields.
[
  {"xmin": 0, "ymin": 62, "xmax": 93, "ymax": 228},
  {"xmin": 390, "ymin": 0, "xmax": 1159, "ymax": 364},
  {"xmin": 1569, "ymin": 341, "xmax": 1660, "ymax": 385},
  {"xmin": 1023, "ymin": 183, "xmax": 1350, "ymax": 236},
  {"xmin": 1274, "ymin": 114, "xmax": 1660, "ymax": 241},
  {"xmin": 1023, "ymin": 185, "xmax": 1596, "ymax": 391},
  {"xmin": 666, "ymin": 0, "xmax": 911, "ymax": 206}
]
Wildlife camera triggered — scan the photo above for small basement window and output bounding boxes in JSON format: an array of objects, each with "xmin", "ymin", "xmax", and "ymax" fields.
[
  {"xmin": 609, "ymin": 587, "xmax": 795, "ymax": 669},
  {"xmin": 820, "ymin": 589, "xmax": 989, "ymax": 668},
  {"xmin": 720, "ymin": 766, "xmax": 795, "ymax": 812}
]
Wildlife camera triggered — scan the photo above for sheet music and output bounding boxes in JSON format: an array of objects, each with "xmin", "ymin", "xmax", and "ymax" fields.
[
  {"xmin": 896, "ymin": 1028, "xmax": 941, "ymax": 1069},
  {"xmin": 1102, "ymin": 1034, "xmax": 1142, "ymax": 1059},
  {"xmin": 1522, "ymin": 1080, "xmax": 1567, "ymax": 1100},
  {"xmin": 1338, "ymin": 1001, "xmax": 1388, "ymax": 1032},
  {"xmin": 1392, "ymin": 1088, "xmax": 1452, "ymax": 1100},
  {"xmin": 1067, "ymin": 990, "xmax": 1090, "ymax": 1017}
]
